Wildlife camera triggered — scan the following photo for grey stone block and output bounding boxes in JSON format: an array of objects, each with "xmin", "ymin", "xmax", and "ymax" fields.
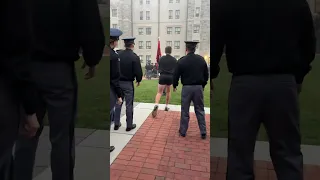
[
  {"xmin": 33, "ymin": 167, "xmax": 48, "ymax": 178},
  {"xmin": 75, "ymin": 128, "xmax": 96, "ymax": 138},
  {"xmin": 33, "ymin": 147, "xmax": 110, "ymax": 180},
  {"xmin": 78, "ymin": 130, "xmax": 109, "ymax": 149}
]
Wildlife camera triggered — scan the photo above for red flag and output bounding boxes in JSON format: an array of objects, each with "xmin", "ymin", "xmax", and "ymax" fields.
[{"xmin": 156, "ymin": 37, "xmax": 161, "ymax": 69}]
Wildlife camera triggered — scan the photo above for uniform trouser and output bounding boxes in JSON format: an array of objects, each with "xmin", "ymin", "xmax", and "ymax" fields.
[
  {"xmin": 146, "ymin": 70, "xmax": 152, "ymax": 79},
  {"xmin": 110, "ymin": 87, "xmax": 117, "ymax": 126},
  {"xmin": 114, "ymin": 81, "xmax": 134, "ymax": 128},
  {"xmin": 0, "ymin": 76, "xmax": 20, "ymax": 180},
  {"xmin": 180, "ymin": 85, "xmax": 206, "ymax": 135},
  {"xmin": 226, "ymin": 74, "xmax": 303, "ymax": 180},
  {"xmin": 13, "ymin": 61, "xmax": 77, "ymax": 180}
]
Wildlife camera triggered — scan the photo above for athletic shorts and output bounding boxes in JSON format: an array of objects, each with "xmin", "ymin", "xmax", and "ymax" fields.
[{"xmin": 159, "ymin": 74, "xmax": 173, "ymax": 85}]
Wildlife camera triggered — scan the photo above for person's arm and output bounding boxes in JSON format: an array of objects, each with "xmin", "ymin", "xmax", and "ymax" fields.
[
  {"xmin": 110, "ymin": 57, "xmax": 123, "ymax": 98},
  {"xmin": 173, "ymin": 60, "xmax": 181, "ymax": 89},
  {"xmin": 4, "ymin": 58, "xmax": 37, "ymax": 115},
  {"xmin": 295, "ymin": 2, "xmax": 316, "ymax": 84},
  {"xmin": 75, "ymin": 0, "xmax": 105, "ymax": 67},
  {"xmin": 202, "ymin": 60, "xmax": 209, "ymax": 88},
  {"xmin": 134, "ymin": 55, "xmax": 143, "ymax": 82},
  {"xmin": 19, "ymin": 80, "xmax": 37, "ymax": 115},
  {"xmin": 211, "ymin": 0, "xmax": 226, "ymax": 80}
]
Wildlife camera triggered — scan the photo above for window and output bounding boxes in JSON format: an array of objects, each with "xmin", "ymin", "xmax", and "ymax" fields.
[
  {"xmin": 174, "ymin": 55, "xmax": 180, "ymax": 59},
  {"xmin": 112, "ymin": 9, "xmax": 117, "ymax": 17},
  {"xmin": 167, "ymin": 27, "xmax": 172, "ymax": 34},
  {"xmin": 146, "ymin": 27, "xmax": 151, "ymax": 35},
  {"xmin": 175, "ymin": 27, "xmax": 181, "ymax": 34},
  {"xmin": 169, "ymin": 0, "xmax": 173, "ymax": 3},
  {"xmin": 169, "ymin": 10, "xmax": 173, "ymax": 19},
  {"xmin": 140, "ymin": 0, "xmax": 143, "ymax": 5},
  {"xmin": 176, "ymin": 0, "xmax": 180, "ymax": 3},
  {"xmin": 193, "ymin": 25, "xmax": 200, "ymax": 33},
  {"xmin": 138, "ymin": 28, "xmax": 143, "ymax": 35},
  {"xmin": 146, "ymin": 41, "xmax": 151, "ymax": 49},
  {"xmin": 112, "ymin": 24, "xmax": 117, "ymax": 28},
  {"xmin": 195, "ymin": 7, "xmax": 200, "ymax": 17},
  {"xmin": 175, "ymin": 10, "xmax": 180, "ymax": 19},
  {"xmin": 139, "ymin": 41, "xmax": 144, "ymax": 49},
  {"xmin": 146, "ymin": 0, "xmax": 150, "ymax": 4},
  {"xmin": 146, "ymin": 11, "xmax": 150, "ymax": 20},
  {"xmin": 146, "ymin": 55, "xmax": 151, "ymax": 64},
  {"xmin": 139, "ymin": 55, "xmax": 144, "ymax": 63},
  {"xmin": 140, "ymin": 11, "xmax": 143, "ymax": 20},
  {"xmin": 146, "ymin": 55, "xmax": 151, "ymax": 63},
  {"xmin": 174, "ymin": 41, "xmax": 180, "ymax": 49},
  {"xmin": 166, "ymin": 41, "xmax": 172, "ymax": 47}
]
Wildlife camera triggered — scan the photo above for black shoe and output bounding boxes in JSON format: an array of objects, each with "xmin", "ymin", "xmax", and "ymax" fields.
[
  {"xmin": 110, "ymin": 146, "xmax": 115, "ymax": 152},
  {"xmin": 164, "ymin": 106, "xmax": 169, "ymax": 111},
  {"xmin": 126, "ymin": 124, "xmax": 136, "ymax": 131},
  {"xmin": 179, "ymin": 130, "xmax": 186, "ymax": 137},
  {"xmin": 152, "ymin": 105, "xmax": 158, "ymax": 118},
  {"xmin": 114, "ymin": 123, "xmax": 122, "ymax": 130},
  {"xmin": 201, "ymin": 134, "xmax": 207, "ymax": 139}
]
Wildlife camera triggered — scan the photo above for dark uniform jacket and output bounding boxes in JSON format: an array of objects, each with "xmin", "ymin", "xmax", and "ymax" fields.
[
  {"xmin": 158, "ymin": 54, "xmax": 177, "ymax": 75},
  {"xmin": 173, "ymin": 52, "xmax": 209, "ymax": 89},
  {"xmin": 1, "ymin": 0, "xmax": 36, "ymax": 115},
  {"xmin": 118, "ymin": 49, "xmax": 143, "ymax": 82},
  {"xmin": 211, "ymin": 0, "xmax": 316, "ymax": 84},
  {"xmin": 145, "ymin": 64, "xmax": 153, "ymax": 71},
  {"xmin": 30, "ymin": 0, "xmax": 105, "ymax": 67},
  {"xmin": 110, "ymin": 47, "xmax": 123, "ymax": 98}
]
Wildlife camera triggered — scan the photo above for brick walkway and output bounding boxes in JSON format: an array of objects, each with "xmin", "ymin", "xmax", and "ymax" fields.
[
  {"xmin": 111, "ymin": 110, "xmax": 210, "ymax": 180},
  {"xmin": 211, "ymin": 157, "xmax": 320, "ymax": 180}
]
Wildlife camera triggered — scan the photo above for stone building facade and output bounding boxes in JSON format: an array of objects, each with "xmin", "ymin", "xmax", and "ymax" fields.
[
  {"xmin": 186, "ymin": 0, "xmax": 210, "ymax": 61},
  {"xmin": 110, "ymin": 0, "xmax": 210, "ymax": 65},
  {"xmin": 110, "ymin": 0, "xmax": 132, "ymax": 49}
]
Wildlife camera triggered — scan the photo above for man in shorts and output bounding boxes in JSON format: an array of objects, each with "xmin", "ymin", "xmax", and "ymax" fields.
[{"xmin": 152, "ymin": 46, "xmax": 177, "ymax": 117}]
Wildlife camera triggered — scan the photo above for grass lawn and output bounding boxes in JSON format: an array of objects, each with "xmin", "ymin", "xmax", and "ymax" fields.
[
  {"xmin": 211, "ymin": 56, "xmax": 320, "ymax": 145},
  {"xmin": 66, "ymin": 16, "xmax": 109, "ymax": 129},
  {"xmin": 134, "ymin": 80, "xmax": 210, "ymax": 107},
  {"xmin": 75, "ymin": 57, "xmax": 109, "ymax": 130}
]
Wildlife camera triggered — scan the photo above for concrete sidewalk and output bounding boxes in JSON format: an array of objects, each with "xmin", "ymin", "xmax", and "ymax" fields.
[
  {"xmin": 211, "ymin": 137, "xmax": 320, "ymax": 165},
  {"xmin": 31, "ymin": 127, "xmax": 109, "ymax": 180}
]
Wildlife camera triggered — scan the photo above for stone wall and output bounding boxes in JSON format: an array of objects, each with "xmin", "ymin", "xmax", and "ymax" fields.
[
  {"xmin": 186, "ymin": 0, "xmax": 210, "ymax": 56},
  {"xmin": 200, "ymin": 0, "xmax": 210, "ymax": 56},
  {"xmin": 186, "ymin": 0, "xmax": 195, "ymax": 40}
]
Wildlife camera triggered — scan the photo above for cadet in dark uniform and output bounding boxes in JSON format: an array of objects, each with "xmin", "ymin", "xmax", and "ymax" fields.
[
  {"xmin": 152, "ymin": 46, "xmax": 177, "ymax": 117},
  {"xmin": 13, "ymin": 1, "xmax": 105, "ymax": 180},
  {"xmin": 1, "ymin": 1, "xmax": 39, "ymax": 178},
  {"xmin": 173, "ymin": 41, "xmax": 209, "ymax": 139},
  {"xmin": 211, "ymin": 0, "xmax": 315, "ymax": 179},
  {"xmin": 113, "ymin": 37, "xmax": 143, "ymax": 131},
  {"xmin": 145, "ymin": 63, "xmax": 152, "ymax": 80},
  {"xmin": 110, "ymin": 28, "xmax": 124, "ymax": 152}
]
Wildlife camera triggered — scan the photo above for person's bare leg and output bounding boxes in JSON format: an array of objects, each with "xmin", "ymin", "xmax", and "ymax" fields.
[
  {"xmin": 155, "ymin": 84, "xmax": 165, "ymax": 104},
  {"xmin": 165, "ymin": 85, "xmax": 171, "ymax": 111},
  {"xmin": 152, "ymin": 84, "xmax": 165, "ymax": 117}
]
